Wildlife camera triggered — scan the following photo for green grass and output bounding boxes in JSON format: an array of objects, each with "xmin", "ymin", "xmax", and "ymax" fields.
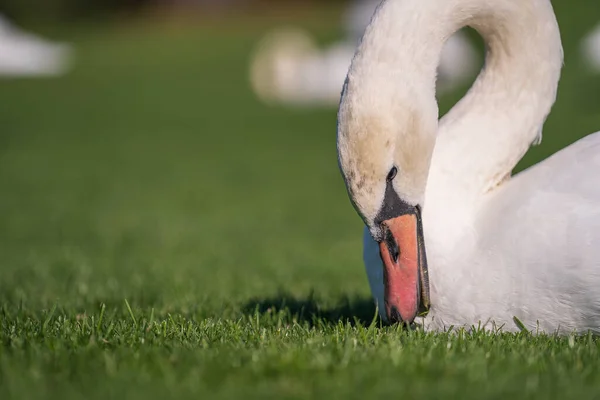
[{"xmin": 2, "ymin": 3, "xmax": 600, "ymax": 399}]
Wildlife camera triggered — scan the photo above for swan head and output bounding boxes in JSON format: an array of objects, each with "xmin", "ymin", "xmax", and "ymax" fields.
[{"xmin": 337, "ymin": 77, "xmax": 437, "ymax": 324}]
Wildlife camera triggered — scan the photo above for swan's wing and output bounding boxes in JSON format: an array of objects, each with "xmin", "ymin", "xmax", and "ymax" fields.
[
  {"xmin": 531, "ymin": 131, "xmax": 600, "ymax": 195},
  {"xmin": 481, "ymin": 131, "xmax": 600, "ymax": 261},
  {"xmin": 499, "ymin": 131, "xmax": 600, "ymax": 215},
  {"xmin": 477, "ymin": 131, "xmax": 600, "ymax": 330}
]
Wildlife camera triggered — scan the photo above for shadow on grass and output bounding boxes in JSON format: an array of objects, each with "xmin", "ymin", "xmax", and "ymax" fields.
[{"xmin": 241, "ymin": 291, "xmax": 380, "ymax": 327}]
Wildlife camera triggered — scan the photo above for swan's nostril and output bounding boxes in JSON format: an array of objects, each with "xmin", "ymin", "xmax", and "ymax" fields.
[
  {"xmin": 384, "ymin": 227, "xmax": 400, "ymax": 263},
  {"xmin": 389, "ymin": 306, "xmax": 403, "ymax": 323}
]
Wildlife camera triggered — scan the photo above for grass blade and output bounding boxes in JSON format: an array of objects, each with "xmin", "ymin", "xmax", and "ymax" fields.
[{"xmin": 124, "ymin": 299, "xmax": 137, "ymax": 326}]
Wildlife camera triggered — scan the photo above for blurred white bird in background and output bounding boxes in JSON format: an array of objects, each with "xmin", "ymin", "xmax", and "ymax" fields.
[
  {"xmin": 0, "ymin": 13, "xmax": 73, "ymax": 78},
  {"xmin": 581, "ymin": 23, "xmax": 600, "ymax": 72},
  {"xmin": 249, "ymin": 0, "xmax": 479, "ymax": 107}
]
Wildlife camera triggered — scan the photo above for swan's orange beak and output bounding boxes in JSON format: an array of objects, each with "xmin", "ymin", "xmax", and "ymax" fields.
[{"xmin": 379, "ymin": 213, "xmax": 430, "ymax": 323}]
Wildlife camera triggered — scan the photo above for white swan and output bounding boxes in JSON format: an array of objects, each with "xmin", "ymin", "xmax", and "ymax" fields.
[
  {"xmin": 337, "ymin": 0, "xmax": 600, "ymax": 334},
  {"xmin": 582, "ymin": 23, "xmax": 600, "ymax": 72},
  {"xmin": 0, "ymin": 14, "xmax": 72, "ymax": 77},
  {"xmin": 249, "ymin": 0, "xmax": 478, "ymax": 107}
]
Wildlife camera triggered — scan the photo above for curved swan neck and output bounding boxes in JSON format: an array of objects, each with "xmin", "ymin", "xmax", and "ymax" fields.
[
  {"xmin": 433, "ymin": 0, "xmax": 563, "ymax": 199},
  {"xmin": 346, "ymin": 0, "xmax": 563, "ymax": 199}
]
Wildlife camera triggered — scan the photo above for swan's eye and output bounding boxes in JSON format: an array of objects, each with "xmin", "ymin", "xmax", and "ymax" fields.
[{"xmin": 386, "ymin": 166, "xmax": 397, "ymax": 182}]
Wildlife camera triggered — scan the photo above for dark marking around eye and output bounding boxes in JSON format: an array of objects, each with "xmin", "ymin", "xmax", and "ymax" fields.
[
  {"xmin": 373, "ymin": 177, "xmax": 417, "ymax": 233},
  {"xmin": 386, "ymin": 166, "xmax": 397, "ymax": 182}
]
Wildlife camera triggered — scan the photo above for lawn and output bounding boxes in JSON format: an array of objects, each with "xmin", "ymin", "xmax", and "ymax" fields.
[{"xmin": 1, "ymin": 3, "xmax": 600, "ymax": 399}]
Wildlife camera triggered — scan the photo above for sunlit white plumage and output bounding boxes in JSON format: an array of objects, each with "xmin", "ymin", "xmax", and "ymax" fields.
[{"xmin": 337, "ymin": 0, "xmax": 600, "ymax": 334}]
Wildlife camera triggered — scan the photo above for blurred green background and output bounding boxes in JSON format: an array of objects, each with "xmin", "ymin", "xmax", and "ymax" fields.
[{"xmin": 1, "ymin": 0, "xmax": 600, "ymax": 398}]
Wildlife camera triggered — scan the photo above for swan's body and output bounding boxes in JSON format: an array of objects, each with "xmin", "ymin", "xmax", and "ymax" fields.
[
  {"xmin": 337, "ymin": 0, "xmax": 600, "ymax": 334},
  {"xmin": 249, "ymin": 0, "xmax": 478, "ymax": 107}
]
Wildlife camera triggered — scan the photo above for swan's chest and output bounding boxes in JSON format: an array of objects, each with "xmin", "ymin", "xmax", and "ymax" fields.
[{"xmin": 423, "ymin": 237, "xmax": 589, "ymax": 333}]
